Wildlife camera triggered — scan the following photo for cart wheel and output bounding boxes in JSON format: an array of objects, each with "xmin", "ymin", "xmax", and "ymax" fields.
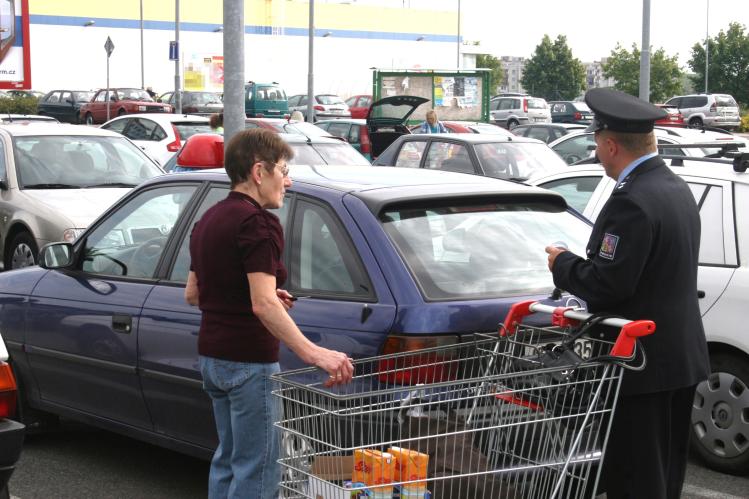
[{"xmin": 691, "ymin": 352, "xmax": 749, "ymax": 474}]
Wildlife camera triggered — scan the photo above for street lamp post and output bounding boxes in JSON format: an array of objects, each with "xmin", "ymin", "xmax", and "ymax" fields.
[
  {"xmin": 456, "ymin": 0, "xmax": 461, "ymax": 69},
  {"xmin": 140, "ymin": 0, "xmax": 144, "ymax": 89},
  {"xmin": 174, "ymin": 0, "xmax": 181, "ymax": 114},
  {"xmin": 306, "ymin": 0, "xmax": 315, "ymax": 123},
  {"xmin": 639, "ymin": 0, "xmax": 651, "ymax": 102},
  {"xmin": 705, "ymin": 0, "xmax": 710, "ymax": 93}
]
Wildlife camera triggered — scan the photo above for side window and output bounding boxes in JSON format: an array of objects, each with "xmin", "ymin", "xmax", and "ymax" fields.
[
  {"xmin": 123, "ymin": 118, "xmax": 157, "ymax": 141},
  {"xmin": 394, "ymin": 141, "xmax": 427, "ymax": 168},
  {"xmin": 527, "ymin": 127, "xmax": 551, "ymax": 143},
  {"xmin": 0, "ymin": 140, "xmax": 6, "ymax": 185},
  {"xmin": 152, "ymin": 124, "xmax": 168, "ymax": 141},
  {"xmin": 244, "ymin": 122, "xmax": 261, "ymax": 129},
  {"xmin": 490, "ymin": 99, "xmax": 500, "ymax": 111},
  {"xmin": 102, "ymin": 118, "xmax": 129, "ymax": 134},
  {"xmin": 46, "ymin": 92, "xmax": 60, "ymax": 104},
  {"xmin": 540, "ymin": 176, "xmax": 603, "ymax": 213},
  {"xmin": 94, "ymin": 92, "xmax": 107, "ymax": 102},
  {"xmin": 289, "ymin": 199, "xmax": 372, "ymax": 298},
  {"xmin": 426, "ymin": 142, "xmax": 473, "ymax": 174},
  {"xmin": 688, "ymin": 183, "xmax": 726, "ymax": 265},
  {"xmin": 552, "ymin": 135, "xmax": 597, "ymax": 164},
  {"xmin": 169, "ymin": 188, "xmax": 290, "ymax": 282},
  {"xmin": 60, "ymin": 92, "xmax": 72, "ymax": 104},
  {"xmin": 288, "ymin": 95, "xmax": 299, "ymax": 106},
  {"xmin": 348, "ymin": 124, "xmax": 360, "ymax": 144},
  {"xmin": 361, "ymin": 96, "xmax": 372, "ymax": 107},
  {"xmin": 658, "ymin": 138, "xmax": 685, "ymax": 157},
  {"xmin": 345, "ymin": 96, "xmax": 356, "ymax": 107},
  {"xmin": 82, "ymin": 185, "xmax": 198, "ymax": 278},
  {"xmin": 499, "ymin": 99, "xmax": 513, "ymax": 110},
  {"xmin": 696, "ymin": 96, "xmax": 708, "ymax": 108}
]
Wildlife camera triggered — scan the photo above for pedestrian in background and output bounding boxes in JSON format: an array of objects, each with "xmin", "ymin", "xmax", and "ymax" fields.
[
  {"xmin": 145, "ymin": 86, "xmax": 156, "ymax": 99},
  {"xmin": 545, "ymin": 88, "xmax": 709, "ymax": 499},
  {"xmin": 289, "ymin": 110, "xmax": 304, "ymax": 122},
  {"xmin": 418, "ymin": 109, "xmax": 447, "ymax": 133},
  {"xmin": 209, "ymin": 112, "xmax": 224, "ymax": 134},
  {"xmin": 185, "ymin": 129, "xmax": 353, "ymax": 499}
]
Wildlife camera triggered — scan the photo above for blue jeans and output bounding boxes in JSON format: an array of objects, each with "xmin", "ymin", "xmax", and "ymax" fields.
[{"xmin": 200, "ymin": 356, "xmax": 281, "ymax": 499}]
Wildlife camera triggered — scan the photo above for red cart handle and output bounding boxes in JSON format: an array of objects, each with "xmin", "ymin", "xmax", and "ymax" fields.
[{"xmin": 499, "ymin": 301, "xmax": 656, "ymax": 358}]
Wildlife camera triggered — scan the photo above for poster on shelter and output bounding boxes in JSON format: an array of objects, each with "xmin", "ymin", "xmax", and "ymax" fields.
[
  {"xmin": 184, "ymin": 54, "xmax": 224, "ymax": 92},
  {"xmin": 0, "ymin": 0, "xmax": 31, "ymax": 89}
]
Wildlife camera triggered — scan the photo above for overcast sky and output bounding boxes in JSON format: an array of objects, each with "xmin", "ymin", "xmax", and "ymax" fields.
[{"xmin": 459, "ymin": 0, "xmax": 748, "ymax": 67}]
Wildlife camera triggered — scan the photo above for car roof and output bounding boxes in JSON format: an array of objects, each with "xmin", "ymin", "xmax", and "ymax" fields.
[
  {"xmin": 403, "ymin": 132, "xmax": 545, "ymax": 145},
  {"xmin": 277, "ymin": 132, "xmax": 347, "ymax": 145},
  {"xmin": 152, "ymin": 165, "xmax": 567, "ymax": 214},
  {"xmin": 0, "ymin": 123, "xmax": 125, "ymax": 137},
  {"xmin": 316, "ymin": 118, "xmax": 366, "ymax": 124},
  {"xmin": 105, "ymin": 113, "xmax": 209, "ymax": 123}
]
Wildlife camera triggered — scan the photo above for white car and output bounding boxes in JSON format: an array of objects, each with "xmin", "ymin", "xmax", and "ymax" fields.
[
  {"xmin": 548, "ymin": 126, "xmax": 747, "ymax": 165},
  {"xmin": 532, "ymin": 157, "xmax": 749, "ymax": 474},
  {"xmin": 0, "ymin": 123, "xmax": 164, "ymax": 270},
  {"xmin": 100, "ymin": 114, "xmax": 212, "ymax": 165}
]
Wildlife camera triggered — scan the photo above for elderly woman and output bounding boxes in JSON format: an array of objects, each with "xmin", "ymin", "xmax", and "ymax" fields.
[{"xmin": 185, "ymin": 128, "xmax": 353, "ymax": 499}]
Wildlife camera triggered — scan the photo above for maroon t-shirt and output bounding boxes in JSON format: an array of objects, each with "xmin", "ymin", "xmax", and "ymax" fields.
[{"xmin": 190, "ymin": 191, "xmax": 287, "ymax": 363}]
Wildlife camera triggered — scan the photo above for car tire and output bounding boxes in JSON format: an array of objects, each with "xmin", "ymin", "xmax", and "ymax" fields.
[
  {"xmin": 689, "ymin": 117, "xmax": 704, "ymax": 128},
  {"xmin": 691, "ymin": 352, "xmax": 749, "ymax": 475},
  {"xmin": 507, "ymin": 119, "xmax": 519, "ymax": 130},
  {"xmin": 117, "ymin": 108, "xmax": 127, "ymax": 116},
  {"xmin": 4, "ymin": 231, "xmax": 38, "ymax": 270},
  {"xmin": 74, "ymin": 112, "xmax": 81, "ymax": 124},
  {"xmin": 0, "ymin": 484, "xmax": 9, "ymax": 499},
  {"xmin": 85, "ymin": 113, "xmax": 94, "ymax": 126}
]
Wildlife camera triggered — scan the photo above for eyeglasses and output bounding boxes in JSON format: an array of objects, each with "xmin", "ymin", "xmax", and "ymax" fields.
[{"xmin": 262, "ymin": 161, "xmax": 290, "ymax": 177}]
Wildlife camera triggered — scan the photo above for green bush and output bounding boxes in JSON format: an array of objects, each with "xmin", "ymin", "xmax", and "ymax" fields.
[
  {"xmin": 0, "ymin": 96, "xmax": 39, "ymax": 114},
  {"xmin": 741, "ymin": 113, "xmax": 749, "ymax": 133}
]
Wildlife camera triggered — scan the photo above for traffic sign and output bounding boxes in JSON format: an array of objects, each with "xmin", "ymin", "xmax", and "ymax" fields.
[
  {"xmin": 104, "ymin": 36, "xmax": 115, "ymax": 58},
  {"xmin": 169, "ymin": 41, "xmax": 179, "ymax": 61}
]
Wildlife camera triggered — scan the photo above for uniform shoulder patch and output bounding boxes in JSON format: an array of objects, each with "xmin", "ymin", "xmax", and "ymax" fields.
[{"xmin": 599, "ymin": 233, "xmax": 619, "ymax": 260}]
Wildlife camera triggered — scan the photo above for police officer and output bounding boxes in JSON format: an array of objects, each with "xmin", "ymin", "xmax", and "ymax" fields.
[{"xmin": 545, "ymin": 88, "xmax": 709, "ymax": 499}]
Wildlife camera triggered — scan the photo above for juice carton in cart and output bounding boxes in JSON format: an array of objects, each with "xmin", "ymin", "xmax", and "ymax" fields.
[
  {"xmin": 353, "ymin": 449, "xmax": 395, "ymax": 497},
  {"xmin": 387, "ymin": 446, "xmax": 429, "ymax": 496}
]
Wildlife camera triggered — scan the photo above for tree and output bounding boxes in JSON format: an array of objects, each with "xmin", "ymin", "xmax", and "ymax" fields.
[
  {"xmin": 688, "ymin": 22, "xmax": 749, "ymax": 107},
  {"xmin": 520, "ymin": 34, "xmax": 586, "ymax": 100},
  {"xmin": 602, "ymin": 43, "xmax": 683, "ymax": 103},
  {"xmin": 475, "ymin": 54, "xmax": 504, "ymax": 96}
]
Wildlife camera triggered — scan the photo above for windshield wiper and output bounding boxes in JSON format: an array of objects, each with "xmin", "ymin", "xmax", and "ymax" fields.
[
  {"xmin": 85, "ymin": 182, "xmax": 139, "ymax": 188},
  {"xmin": 23, "ymin": 183, "xmax": 81, "ymax": 189}
]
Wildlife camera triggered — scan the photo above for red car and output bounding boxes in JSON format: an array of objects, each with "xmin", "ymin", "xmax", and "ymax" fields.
[
  {"xmin": 345, "ymin": 94, "xmax": 372, "ymax": 119},
  {"xmin": 655, "ymin": 104, "xmax": 685, "ymax": 127},
  {"xmin": 409, "ymin": 121, "xmax": 515, "ymax": 136},
  {"xmin": 80, "ymin": 88, "xmax": 173, "ymax": 125}
]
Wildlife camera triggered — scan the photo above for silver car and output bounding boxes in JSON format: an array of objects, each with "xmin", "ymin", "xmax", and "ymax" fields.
[
  {"xmin": 288, "ymin": 93, "xmax": 352, "ymax": 121},
  {"xmin": 490, "ymin": 95, "xmax": 551, "ymax": 129},
  {"xmin": 0, "ymin": 124, "xmax": 164, "ymax": 270},
  {"xmin": 664, "ymin": 93, "xmax": 741, "ymax": 130}
]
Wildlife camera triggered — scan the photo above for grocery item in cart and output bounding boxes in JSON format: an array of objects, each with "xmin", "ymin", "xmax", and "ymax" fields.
[
  {"xmin": 352, "ymin": 449, "xmax": 395, "ymax": 496},
  {"xmin": 387, "ymin": 446, "xmax": 429, "ymax": 493}
]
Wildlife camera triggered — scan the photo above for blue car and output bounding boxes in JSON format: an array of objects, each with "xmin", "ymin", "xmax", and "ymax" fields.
[{"xmin": 0, "ymin": 166, "xmax": 590, "ymax": 459}]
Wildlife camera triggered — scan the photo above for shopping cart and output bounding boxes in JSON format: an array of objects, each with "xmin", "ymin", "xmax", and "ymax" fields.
[{"xmin": 272, "ymin": 300, "xmax": 655, "ymax": 499}]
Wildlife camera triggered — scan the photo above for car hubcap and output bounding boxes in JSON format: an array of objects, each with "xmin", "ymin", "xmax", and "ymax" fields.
[
  {"xmin": 692, "ymin": 372, "xmax": 749, "ymax": 459},
  {"xmin": 11, "ymin": 242, "xmax": 36, "ymax": 269}
]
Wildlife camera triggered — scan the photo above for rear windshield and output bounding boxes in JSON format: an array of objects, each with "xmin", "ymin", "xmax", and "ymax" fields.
[
  {"xmin": 474, "ymin": 141, "xmax": 568, "ymax": 181},
  {"xmin": 571, "ymin": 102, "xmax": 591, "ymax": 112},
  {"xmin": 381, "ymin": 201, "xmax": 590, "ymax": 300},
  {"xmin": 174, "ymin": 122, "xmax": 213, "ymax": 140},
  {"xmin": 317, "ymin": 95, "xmax": 345, "ymax": 105},
  {"xmin": 252, "ymin": 86, "xmax": 287, "ymax": 101},
  {"xmin": 286, "ymin": 142, "xmax": 371, "ymax": 166},
  {"xmin": 527, "ymin": 98, "xmax": 547, "ymax": 109},
  {"xmin": 73, "ymin": 91, "xmax": 94, "ymax": 102},
  {"xmin": 715, "ymin": 95, "xmax": 738, "ymax": 107},
  {"xmin": 118, "ymin": 88, "xmax": 154, "ymax": 102}
]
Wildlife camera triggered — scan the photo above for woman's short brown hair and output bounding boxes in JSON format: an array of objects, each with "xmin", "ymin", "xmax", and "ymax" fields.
[{"xmin": 224, "ymin": 129, "xmax": 293, "ymax": 187}]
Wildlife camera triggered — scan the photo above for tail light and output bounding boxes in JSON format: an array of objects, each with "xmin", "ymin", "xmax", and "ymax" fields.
[
  {"xmin": 166, "ymin": 125, "xmax": 182, "ymax": 152},
  {"xmin": 377, "ymin": 335, "xmax": 459, "ymax": 385},
  {"xmin": 523, "ymin": 99, "xmax": 528, "ymax": 113},
  {"xmin": 359, "ymin": 126, "xmax": 371, "ymax": 155},
  {"xmin": 710, "ymin": 102, "xmax": 717, "ymax": 112},
  {"xmin": 574, "ymin": 112, "xmax": 582, "ymax": 120},
  {"xmin": 313, "ymin": 105, "xmax": 325, "ymax": 111},
  {"xmin": 0, "ymin": 362, "xmax": 18, "ymax": 418}
]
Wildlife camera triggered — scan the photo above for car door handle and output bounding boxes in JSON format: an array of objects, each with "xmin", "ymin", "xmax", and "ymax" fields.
[
  {"xmin": 697, "ymin": 290, "xmax": 706, "ymax": 299},
  {"xmin": 112, "ymin": 314, "xmax": 133, "ymax": 333}
]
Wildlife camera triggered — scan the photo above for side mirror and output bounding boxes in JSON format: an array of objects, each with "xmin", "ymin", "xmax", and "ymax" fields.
[{"xmin": 39, "ymin": 242, "xmax": 74, "ymax": 269}]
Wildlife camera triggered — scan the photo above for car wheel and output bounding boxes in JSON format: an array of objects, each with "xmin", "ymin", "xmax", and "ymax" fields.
[
  {"xmin": 85, "ymin": 113, "xmax": 94, "ymax": 126},
  {"xmin": 117, "ymin": 108, "xmax": 127, "ymax": 116},
  {"xmin": 507, "ymin": 119, "xmax": 519, "ymax": 130},
  {"xmin": 4, "ymin": 232, "xmax": 38, "ymax": 270},
  {"xmin": 689, "ymin": 117, "xmax": 704, "ymax": 128},
  {"xmin": 691, "ymin": 352, "xmax": 749, "ymax": 474}
]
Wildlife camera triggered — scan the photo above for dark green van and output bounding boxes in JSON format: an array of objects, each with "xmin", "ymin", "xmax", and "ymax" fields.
[{"xmin": 244, "ymin": 81, "xmax": 289, "ymax": 118}]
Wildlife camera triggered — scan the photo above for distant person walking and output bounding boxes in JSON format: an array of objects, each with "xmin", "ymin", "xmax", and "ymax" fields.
[
  {"xmin": 289, "ymin": 110, "xmax": 304, "ymax": 122},
  {"xmin": 418, "ymin": 109, "xmax": 447, "ymax": 134},
  {"xmin": 209, "ymin": 112, "xmax": 224, "ymax": 134},
  {"xmin": 145, "ymin": 86, "xmax": 156, "ymax": 99}
]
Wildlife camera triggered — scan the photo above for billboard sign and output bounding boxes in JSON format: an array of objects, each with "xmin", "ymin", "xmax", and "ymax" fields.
[{"xmin": 0, "ymin": 0, "xmax": 30, "ymax": 89}]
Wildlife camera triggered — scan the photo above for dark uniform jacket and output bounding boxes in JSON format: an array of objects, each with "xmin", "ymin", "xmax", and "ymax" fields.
[{"xmin": 552, "ymin": 156, "xmax": 709, "ymax": 395}]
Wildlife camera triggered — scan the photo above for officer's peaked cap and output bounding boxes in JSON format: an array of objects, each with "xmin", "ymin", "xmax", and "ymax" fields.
[{"xmin": 585, "ymin": 88, "xmax": 667, "ymax": 133}]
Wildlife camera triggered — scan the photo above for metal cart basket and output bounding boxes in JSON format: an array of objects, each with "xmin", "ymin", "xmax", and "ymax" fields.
[{"xmin": 272, "ymin": 300, "xmax": 654, "ymax": 499}]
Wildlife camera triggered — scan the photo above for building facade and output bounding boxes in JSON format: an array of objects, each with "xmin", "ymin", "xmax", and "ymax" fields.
[{"xmin": 15, "ymin": 0, "xmax": 462, "ymax": 98}]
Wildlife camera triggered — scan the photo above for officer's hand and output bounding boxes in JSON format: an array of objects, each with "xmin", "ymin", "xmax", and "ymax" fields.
[{"xmin": 545, "ymin": 245, "xmax": 567, "ymax": 271}]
